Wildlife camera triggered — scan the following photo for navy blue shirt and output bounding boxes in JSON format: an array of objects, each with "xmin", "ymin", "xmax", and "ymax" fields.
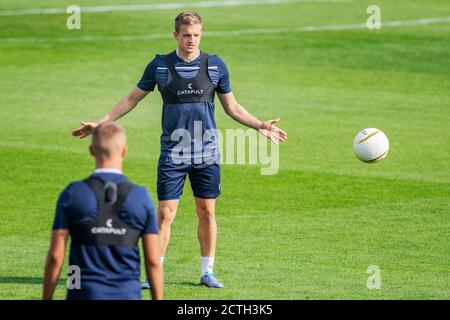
[
  {"xmin": 53, "ymin": 172, "xmax": 158, "ymax": 300},
  {"xmin": 137, "ymin": 51, "xmax": 232, "ymax": 162}
]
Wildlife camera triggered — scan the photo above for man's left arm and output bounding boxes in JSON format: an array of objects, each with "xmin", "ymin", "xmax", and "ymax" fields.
[
  {"xmin": 42, "ymin": 229, "xmax": 69, "ymax": 300},
  {"xmin": 218, "ymin": 92, "xmax": 288, "ymax": 144}
]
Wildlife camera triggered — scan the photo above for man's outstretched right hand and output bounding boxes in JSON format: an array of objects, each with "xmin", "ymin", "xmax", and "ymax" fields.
[{"xmin": 72, "ymin": 121, "xmax": 98, "ymax": 138}]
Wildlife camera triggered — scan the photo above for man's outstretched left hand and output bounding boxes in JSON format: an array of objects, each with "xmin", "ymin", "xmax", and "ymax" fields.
[{"xmin": 259, "ymin": 118, "xmax": 288, "ymax": 144}]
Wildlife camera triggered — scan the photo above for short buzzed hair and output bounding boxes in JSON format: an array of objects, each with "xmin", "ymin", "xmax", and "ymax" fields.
[
  {"xmin": 174, "ymin": 11, "xmax": 203, "ymax": 32},
  {"xmin": 91, "ymin": 122, "xmax": 126, "ymax": 157}
]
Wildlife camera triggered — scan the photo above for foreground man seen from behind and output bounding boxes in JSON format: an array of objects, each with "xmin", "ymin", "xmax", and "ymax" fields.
[{"xmin": 43, "ymin": 122, "xmax": 163, "ymax": 300}]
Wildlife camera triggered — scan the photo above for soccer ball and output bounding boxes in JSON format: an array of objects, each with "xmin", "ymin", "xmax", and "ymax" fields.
[{"xmin": 353, "ymin": 128, "xmax": 389, "ymax": 163}]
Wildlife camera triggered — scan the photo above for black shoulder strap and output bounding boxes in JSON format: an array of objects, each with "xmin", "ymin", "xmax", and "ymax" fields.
[
  {"xmin": 200, "ymin": 52, "xmax": 208, "ymax": 70},
  {"xmin": 165, "ymin": 51, "xmax": 177, "ymax": 79},
  {"xmin": 198, "ymin": 52, "xmax": 211, "ymax": 81}
]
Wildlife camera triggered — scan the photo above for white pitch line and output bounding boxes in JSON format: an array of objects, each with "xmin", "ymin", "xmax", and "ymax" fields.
[
  {"xmin": 0, "ymin": 0, "xmax": 351, "ymax": 16},
  {"xmin": 1, "ymin": 17, "xmax": 449, "ymax": 45}
]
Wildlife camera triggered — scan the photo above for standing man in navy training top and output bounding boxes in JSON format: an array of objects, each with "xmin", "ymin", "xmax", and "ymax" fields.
[
  {"xmin": 73, "ymin": 11, "xmax": 287, "ymax": 288},
  {"xmin": 44, "ymin": 122, "xmax": 163, "ymax": 300}
]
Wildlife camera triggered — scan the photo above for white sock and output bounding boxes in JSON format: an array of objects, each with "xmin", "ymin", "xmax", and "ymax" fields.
[
  {"xmin": 201, "ymin": 256, "xmax": 214, "ymax": 276},
  {"xmin": 160, "ymin": 256, "xmax": 165, "ymax": 266}
]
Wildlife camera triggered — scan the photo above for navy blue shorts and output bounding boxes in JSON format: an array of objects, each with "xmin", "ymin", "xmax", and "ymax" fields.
[{"xmin": 157, "ymin": 156, "xmax": 221, "ymax": 201}]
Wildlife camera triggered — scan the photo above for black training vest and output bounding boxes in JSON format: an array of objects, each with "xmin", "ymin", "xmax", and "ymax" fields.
[
  {"xmin": 70, "ymin": 176, "xmax": 141, "ymax": 247},
  {"xmin": 160, "ymin": 51, "xmax": 215, "ymax": 104}
]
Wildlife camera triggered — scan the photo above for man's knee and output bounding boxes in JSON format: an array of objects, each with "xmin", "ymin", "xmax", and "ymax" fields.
[
  {"xmin": 158, "ymin": 203, "xmax": 177, "ymax": 226},
  {"xmin": 196, "ymin": 204, "xmax": 216, "ymax": 222}
]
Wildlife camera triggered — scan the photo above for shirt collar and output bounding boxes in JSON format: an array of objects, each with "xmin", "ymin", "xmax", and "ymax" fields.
[
  {"xmin": 93, "ymin": 168, "xmax": 123, "ymax": 175},
  {"xmin": 175, "ymin": 48, "xmax": 201, "ymax": 63}
]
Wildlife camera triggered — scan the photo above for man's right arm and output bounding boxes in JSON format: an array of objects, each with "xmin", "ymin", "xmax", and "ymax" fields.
[
  {"xmin": 142, "ymin": 233, "xmax": 164, "ymax": 300},
  {"xmin": 139, "ymin": 186, "xmax": 163, "ymax": 300},
  {"xmin": 43, "ymin": 187, "xmax": 71, "ymax": 300},
  {"xmin": 72, "ymin": 86, "xmax": 149, "ymax": 138},
  {"xmin": 42, "ymin": 229, "xmax": 69, "ymax": 300}
]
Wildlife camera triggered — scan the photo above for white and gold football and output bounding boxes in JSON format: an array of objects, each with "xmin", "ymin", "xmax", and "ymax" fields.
[{"xmin": 353, "ymin": 128, "xmax": 389, "ymax": 163}]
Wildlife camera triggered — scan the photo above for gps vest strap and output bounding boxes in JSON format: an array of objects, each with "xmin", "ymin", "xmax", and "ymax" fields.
[
  {"xmin": 160, "ymin": 51, "xmax": 215, "ymax": 104},
  {"xmin": 70, "ymin": 176, "xmax": 142, "ymax": 247}
]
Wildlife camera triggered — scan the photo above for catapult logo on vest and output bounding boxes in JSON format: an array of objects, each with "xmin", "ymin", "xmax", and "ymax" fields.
[
  {"xmin": 91, "ymin": 219, "xmax": 126, "ymax": 235},
  {"xmin": 177, "ymin": 82, "xmax": 205, "ymax": 96}
]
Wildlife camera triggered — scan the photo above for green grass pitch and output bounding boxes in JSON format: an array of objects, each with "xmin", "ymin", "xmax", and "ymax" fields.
[{"xmin": 0, "ymin": 0, "xmax": 449, "ymax": 299}]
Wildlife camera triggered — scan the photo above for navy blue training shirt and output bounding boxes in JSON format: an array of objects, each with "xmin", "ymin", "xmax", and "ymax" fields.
[
  {"xmin": 137, "ymin": 51, "xmax": 232, "ymax": 162},
  {"xmin": 53, "ymin": 171, "xmax": 158, "ymax": 300}
]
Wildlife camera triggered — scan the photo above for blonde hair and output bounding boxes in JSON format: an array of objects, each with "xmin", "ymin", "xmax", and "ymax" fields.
[
  {"xmin": 91, "ymin": 122, "xmax": 126, "ymax": 157},
  {"xmin": 175, "ymin": 11, "xmax": 203, "ymax": 32}
]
